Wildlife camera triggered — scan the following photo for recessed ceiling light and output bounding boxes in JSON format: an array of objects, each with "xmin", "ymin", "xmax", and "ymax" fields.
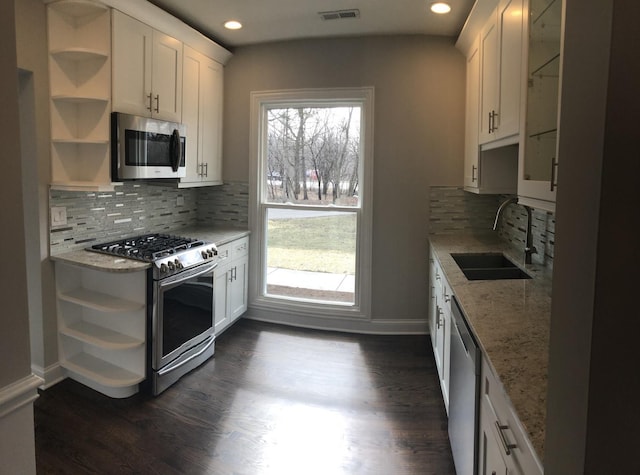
[
  {"xmin": 430, "ymin": 2, "xmax": 452, "ymax": 14},
  {"xmin": 224, "ymin": 20, "xmax": 242, "ymax": 30}
]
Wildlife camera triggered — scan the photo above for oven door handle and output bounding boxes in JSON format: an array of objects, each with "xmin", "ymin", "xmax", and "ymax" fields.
[
  {"xmin": 158, "ymin": 261, "xmax": 217, "ymax": 287},
  {"xmin": 157, "ymin": 336, "xmax": 214, "ymax": 376}
]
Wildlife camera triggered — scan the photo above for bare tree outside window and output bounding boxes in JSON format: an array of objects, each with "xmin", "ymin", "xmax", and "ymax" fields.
[
  {"xmin": 265, "ymin": 107, "xmax": 361, "ymax": 207},
  {"xmin": 263, "ymin": 105, "xmax": 362, "ymax": 304}
]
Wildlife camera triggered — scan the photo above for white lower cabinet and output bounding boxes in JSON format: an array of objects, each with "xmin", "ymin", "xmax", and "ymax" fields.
[
  {"xmin": 479, "ymin": 356, "xmax": 543, "ymax": 475},
  {"xmin": 55, "ymin": 263, "xmax": 146, "ymax": 398},
  {"xmin": 214, "ymin": 236, "xmax": 249, "ymax": 335},
  {"xmin": 429, "ymin": 250, "xmax": 451, "ymax": 412}
]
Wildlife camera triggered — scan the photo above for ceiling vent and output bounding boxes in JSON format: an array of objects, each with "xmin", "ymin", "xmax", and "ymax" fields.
[{"xmin": 318, "ymin": 9, "xmax": 360, "ymax": 21}]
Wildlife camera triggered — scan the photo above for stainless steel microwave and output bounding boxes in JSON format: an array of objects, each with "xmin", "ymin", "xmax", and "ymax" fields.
[{"xmin": 112, "ymin": 112, "xmax": 186, "ymax": 180}]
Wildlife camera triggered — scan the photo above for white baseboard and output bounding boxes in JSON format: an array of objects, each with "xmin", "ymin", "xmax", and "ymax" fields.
[
  {"xmin": 31, "ymin": 363, "xmax": 66, "ymax": 390},
  {"xmin": 244, "ymin": 306, "xmax": 429, "ymax": 334}
]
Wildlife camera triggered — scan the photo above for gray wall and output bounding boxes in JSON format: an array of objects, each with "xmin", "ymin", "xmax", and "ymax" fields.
[
  {"xmin": 15, "ymin": 0, "xmax": 59, "ymax": 380},
  {"xmin": 223, "ymin": 35, "xmax": 466, "ymax": 319},
  {"xmin": 0, "ymin": 0, "xmax": 31, "ymax": 391}
]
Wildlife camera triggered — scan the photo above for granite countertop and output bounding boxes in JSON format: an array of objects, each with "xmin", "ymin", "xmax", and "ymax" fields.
[
  {"xmin": 429, "ymin": 232, "xmax": 552, "ymax": 461},
  {"xmin": 50, "ymin": 225, "xmax": 249, "ymax": 272}
]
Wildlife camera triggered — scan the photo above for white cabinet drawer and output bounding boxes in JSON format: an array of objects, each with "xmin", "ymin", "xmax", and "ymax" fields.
[
  {"xmin": 217, "ymin": 236, "xmax": 248, "ymax": 262},
  {"xmin": 231, "ymin": 236, "xmax": 249, "ymax": 260},
  {"xmin": 480, "ymin": 357, "xmax": 543, "ymax": 475}
]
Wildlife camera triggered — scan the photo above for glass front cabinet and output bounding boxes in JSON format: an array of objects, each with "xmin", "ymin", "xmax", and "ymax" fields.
[{"xmin": 518, "ymin": 0, "xmax": 563, "ymax": 211}]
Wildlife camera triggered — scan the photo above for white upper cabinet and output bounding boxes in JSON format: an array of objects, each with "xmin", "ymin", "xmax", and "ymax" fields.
[
  {"xmin": 464, "ymin": 37, "xmax": 481, "ymax": 190},
  {"xmin": 517, "ymin": 0, "xmax": 562, "ymax": 211},
  {"xmin": 112, "ymin": 10, "xmax": 182, "ymax": 122},
  {"xmin": 464, "ymin": 29, "xmax": 518, "ymax": 195},
  {"xmin": 180, "ymin": 45, "xmax": 223, "ymax": 187},
  {"xmin": 151, "ymin": 31, "xmax": 183, "ymax": 122},
  {"xmin": 479, "ymin": 0, "xmax": 525, "ymax": 146}
]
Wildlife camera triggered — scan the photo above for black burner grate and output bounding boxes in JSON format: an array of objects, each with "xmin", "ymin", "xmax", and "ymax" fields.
[{"xmin": 90, "ymin": 233, "xmax": 204, "ymax": 262}]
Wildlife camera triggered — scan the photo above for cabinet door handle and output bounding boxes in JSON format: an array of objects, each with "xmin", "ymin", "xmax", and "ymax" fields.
[
  {"xmin": 154, "ymin": 94, "xmax": 160, "ymax": 113},
  {"xmin": 471, "ymin": 164, "xmax": 477, "ymax": 182},
  {"xmin": 204, "ymin": 162, "xmax": 208, "ymax": 177},
  {"xmin": 489, "ymin": 110, "xmax": 499, "ymax": 133},
  {"xmin": 146, "ymin": 93, "xmax": 152, "ymax": 111},
  {"xmin": 495, "ymin": 421, "xmax": 517, "ymax": 456},
  {"xmin": 436, "ymin": 307, "xmax": 442, "ymax": 329},
  {"xmin": 550, "ymin": 157, "xmax": 558, "ymax": 191},
  {"xmin": 444, "ymin": 292, "xmax": 450, "ymax": 303}
]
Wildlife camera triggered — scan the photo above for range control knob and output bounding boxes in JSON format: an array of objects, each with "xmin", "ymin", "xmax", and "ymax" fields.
[
  {"xmin": 207, "ymin": 248, "xmax": 215, "ymax": 258},
  {"xmin": 201, "ymin": 250, "xmax": 209, "ymax": 259},
  {"xmin": 160, "ymin": 263, "xmax": 168, "ymax": 274},
  {"xmin": 167, "ymin": 261, "xmax": 175, "ymax": 271},
  {"xmin": 175, "ymin": 259, "xmax": 183, "ymax": 269}
]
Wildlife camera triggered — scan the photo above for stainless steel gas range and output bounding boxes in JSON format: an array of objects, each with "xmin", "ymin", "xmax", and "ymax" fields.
[{"xmin": 89, "ymin": 233, "xmax": 218, "ymax": 395}]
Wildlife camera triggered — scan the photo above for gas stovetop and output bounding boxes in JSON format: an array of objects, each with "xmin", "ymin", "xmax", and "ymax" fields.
[{"xmin": 89, "ymin": 233, "xmax": 218, "ymax": 278}]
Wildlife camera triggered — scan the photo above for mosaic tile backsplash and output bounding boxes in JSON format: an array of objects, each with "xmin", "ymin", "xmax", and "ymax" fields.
[
  {"xmin": 197, "ymin": 182, "xmax": 249, "ymax": 228},
  {"xmin": 49, "ymin": 182, "xmax": 249, "ymax": 255},
  {"xmin": 429, "ymin": 186, "xmax": 555, "ymax": 267}
]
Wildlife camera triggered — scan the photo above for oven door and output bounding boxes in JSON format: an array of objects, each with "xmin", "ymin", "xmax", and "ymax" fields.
[
  {"xmin": 152, "ymin": 261, "xmax": 216, "ymax": 372},
  {"xmin": 113, "ymin": 112, "xmax": 186, "ymax": 179}
]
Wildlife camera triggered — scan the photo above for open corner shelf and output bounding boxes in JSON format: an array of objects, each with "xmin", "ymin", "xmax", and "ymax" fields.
[
  {"xmin": 48, "ymin": 0, "xmax": 108, "ymax": 19},
  {"xmin": 62, "ymin": 352, "xmax": 144, "ymax": 388},
  {"xmin": 58, "ymin": 287, "xmax": 145, "ymax": 313},
  {"xmin": 60, "ymin": 320, "xmax": 144, "ymax": 350}
]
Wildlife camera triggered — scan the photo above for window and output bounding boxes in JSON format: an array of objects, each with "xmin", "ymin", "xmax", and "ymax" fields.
[{"xmin": 249, "ymin": 88, "xmax": 373, "ymax": 318}]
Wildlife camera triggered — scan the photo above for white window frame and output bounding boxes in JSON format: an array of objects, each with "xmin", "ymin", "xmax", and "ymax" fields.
[{"xmin": 248, "ymin": 87, "xmax": 374, "ymax": 320}]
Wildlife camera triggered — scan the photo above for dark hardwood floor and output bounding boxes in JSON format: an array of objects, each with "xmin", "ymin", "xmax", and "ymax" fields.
[{"xmin": 35, "ymin": 319, "xmax": 455, "ymax": 474}]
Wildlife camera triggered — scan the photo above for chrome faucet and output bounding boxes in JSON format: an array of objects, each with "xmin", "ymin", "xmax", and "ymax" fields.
[{"xmin": 493, "ymin": 197, "xmax": 538, "ymax": 264}]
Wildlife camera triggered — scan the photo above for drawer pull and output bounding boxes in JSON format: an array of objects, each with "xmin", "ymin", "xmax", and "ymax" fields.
[{"xmin": 495, "ymin": 421, "xmax": 517, "ymax": 456}]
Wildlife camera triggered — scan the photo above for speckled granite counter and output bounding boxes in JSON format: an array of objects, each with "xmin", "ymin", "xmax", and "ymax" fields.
[
  {"xmin": 179, "ymin": 225, "xmax": 250, "ymax": 247},
  {"xmin": 50, "ymin": 226, "xmax": 249, "ymax": 272},
  {"xmin": 429, "ymin": 232, "xmax": 552, "ymax": 461}
]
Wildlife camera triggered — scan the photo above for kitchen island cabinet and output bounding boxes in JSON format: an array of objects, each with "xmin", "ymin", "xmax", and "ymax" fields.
[{"xmin": 429, "ymin": 232, "xmax": 550, "ymax": 470}]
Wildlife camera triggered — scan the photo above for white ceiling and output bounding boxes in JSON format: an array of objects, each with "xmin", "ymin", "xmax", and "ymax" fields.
[{"xmin": 147, "ymin": 0, "xmax": 475, "ymax": 48}]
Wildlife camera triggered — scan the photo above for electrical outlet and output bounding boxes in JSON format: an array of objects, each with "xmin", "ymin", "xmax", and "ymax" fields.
[
  {"xmin": 51, "ymin": 206, "xmax": 67, "ymax": 227},
  {"xmin": 176, "ymin": 196, "xmax": 185, "ymax": 206}
]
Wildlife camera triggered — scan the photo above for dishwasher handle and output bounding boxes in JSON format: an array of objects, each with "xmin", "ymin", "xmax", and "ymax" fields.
[{"xmin": 451, "ymin": 295, "xmax": 480, "ymax": 372}]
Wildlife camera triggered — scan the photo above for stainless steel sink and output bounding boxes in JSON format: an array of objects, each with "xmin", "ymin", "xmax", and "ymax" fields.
[{"xmin": 451, "ymin": 253, "xmax": 532, "ymax": 281}]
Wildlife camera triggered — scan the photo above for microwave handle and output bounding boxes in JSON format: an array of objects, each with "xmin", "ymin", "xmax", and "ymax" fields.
[{"xmin": 170, "ymin": 128, "xmax": 181, "ymax": 172}]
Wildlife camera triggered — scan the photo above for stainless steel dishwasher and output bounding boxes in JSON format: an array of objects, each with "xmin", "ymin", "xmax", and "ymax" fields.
[{"xmin": 448, "ymin": 295, "xmax": 480, "ymax": 475}]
